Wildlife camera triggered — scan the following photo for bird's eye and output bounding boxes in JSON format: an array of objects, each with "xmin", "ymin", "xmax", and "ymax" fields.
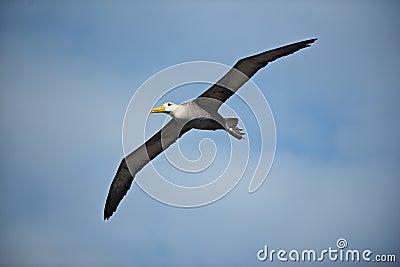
[{"xmin": 167, "ymin": 103, "xmax": 171, "ymax": 106}]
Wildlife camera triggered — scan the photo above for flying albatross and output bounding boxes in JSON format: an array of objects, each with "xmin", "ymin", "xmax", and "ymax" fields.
[{"xmin": 104, "ymin": 38, "xmax": 317, "ymax": 220}]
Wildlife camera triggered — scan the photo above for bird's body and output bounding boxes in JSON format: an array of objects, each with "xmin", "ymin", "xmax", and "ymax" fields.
[
  {"xmin": 171, "ymin": 102, "xmax": 208, "ymax": 121},
  {"xmin": 169, "ymin": 101, "xmax": 242, "ymax": 137},
  {"xmin": 104, "ymin": 38, "xmax": 317, "ymax": 220}
]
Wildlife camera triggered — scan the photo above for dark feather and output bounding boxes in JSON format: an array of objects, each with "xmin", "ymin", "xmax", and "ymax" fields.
[
  {"xmin": 104, "ymin": 119, "xmax": 191, "ymax": 220},
  {"xmin": 196, "ymin": 38, "xmax": 317, "ymax": 108}
]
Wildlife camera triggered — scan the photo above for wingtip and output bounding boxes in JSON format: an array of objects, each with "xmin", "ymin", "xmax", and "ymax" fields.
[
  {"xmin": 308, "ymin": 38, "xmax": 318, "ymax": 44},
  {"xmin": 103, "ymin": 203, "xmax": 114, "ymax": 221},
  {"xmin": 103, "ymin": 206, "xmax": 115, "ymax": 221},
  {"xmin": 301, "ymin": 38, "xmax": 318, "ymax": 49},
  {"xmin": 303, "ymin": 38, "xmax": 317, "ymax": 45},
  {"xmin": 104, "ymin": 213, "xmax": 112, "ymax": 221}
]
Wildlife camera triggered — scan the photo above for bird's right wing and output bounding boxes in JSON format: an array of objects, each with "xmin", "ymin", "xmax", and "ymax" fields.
[
  {"xmin": 196, "ymin": 38, "xmax": 317, "ymax": 108},
  {"xmin": 104, "ymin": 119, "xmax": 192, "ymax": 220}
]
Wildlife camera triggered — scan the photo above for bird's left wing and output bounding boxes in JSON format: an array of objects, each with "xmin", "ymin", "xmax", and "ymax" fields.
[
  {"xmin": 104, "ymin": 119, "xmax": 192, "ymax": 220},
  {"xmin": 196, "ymin": 38, "xmax": 317, "ymax": 109}
]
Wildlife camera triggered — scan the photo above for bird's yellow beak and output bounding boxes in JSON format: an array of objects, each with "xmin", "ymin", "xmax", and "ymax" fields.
[{"xmin": 151, "ymin": 105, "xmax": 166, "ymax": 113}]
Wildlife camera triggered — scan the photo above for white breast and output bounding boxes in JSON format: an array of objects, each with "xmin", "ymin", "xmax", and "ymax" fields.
[{"xmin": 171, "ymin": 103, "xmax": 210, "ymax": 121}]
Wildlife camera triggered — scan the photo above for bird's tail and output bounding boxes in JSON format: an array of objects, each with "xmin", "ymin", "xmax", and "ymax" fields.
[
  {"xmin": 225, "ymin": 118, "xmax": 246, "ymax": 140},
  {"xmin": 225, "ymin": 118, "xmax": 238, "ymax": 128}
]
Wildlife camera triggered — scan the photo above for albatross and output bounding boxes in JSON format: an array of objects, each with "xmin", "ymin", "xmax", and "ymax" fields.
[{"xmin": 104, "ymin": 38, "xmax": 317, "ymax": 220}]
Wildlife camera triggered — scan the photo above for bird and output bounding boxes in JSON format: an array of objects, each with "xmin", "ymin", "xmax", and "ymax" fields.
[{"xmin": 104, "ymin": 38, "xmax": 317, "ymax": 220}]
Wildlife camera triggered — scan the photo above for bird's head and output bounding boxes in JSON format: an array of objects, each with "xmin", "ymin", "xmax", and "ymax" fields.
[{"xmin": 151, "ymin": 102, "xmax": 178, "ymax": 114}]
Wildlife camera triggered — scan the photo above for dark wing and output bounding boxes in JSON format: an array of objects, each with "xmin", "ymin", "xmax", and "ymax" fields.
[
  {"xmin": 104, "ymin": 119, "xmax": 192, "ymax": 220},
  {"xmin": 196, "ymin": 38, "xmax": 317, "ymax": 108}
]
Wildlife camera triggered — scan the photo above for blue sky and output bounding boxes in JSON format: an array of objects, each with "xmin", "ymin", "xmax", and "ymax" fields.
[{"xmin": 0, "ymin": 1, "xmax": 399, "ymax": 266}]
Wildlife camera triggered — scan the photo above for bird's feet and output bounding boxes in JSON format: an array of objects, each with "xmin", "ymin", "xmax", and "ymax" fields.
[{"xmin": 228, "ymin": 127, "xmax": 246, "ymax": 140}]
